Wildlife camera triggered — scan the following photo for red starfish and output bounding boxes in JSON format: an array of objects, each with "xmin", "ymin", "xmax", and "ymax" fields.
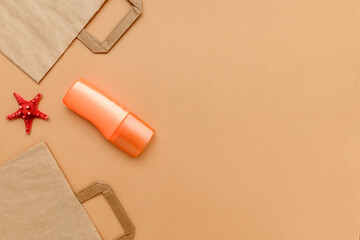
[{"xmin": 6, "ymin": 92, "xmax": 48, "ymax": 134}]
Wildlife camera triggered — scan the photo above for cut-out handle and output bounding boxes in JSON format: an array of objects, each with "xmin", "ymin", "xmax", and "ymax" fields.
[
  {"xmin": 76, "ymin": 182, "xmax": 135, "ymax": 240},
  {"xmin": 77, "ymin": 0, "xmax": 142, "ymax": 53}
]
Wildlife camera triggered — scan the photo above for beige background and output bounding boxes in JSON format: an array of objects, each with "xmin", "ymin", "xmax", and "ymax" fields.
[{"xmin": 1, "ymin": 0, "xmax": 360, "ymax": 239}]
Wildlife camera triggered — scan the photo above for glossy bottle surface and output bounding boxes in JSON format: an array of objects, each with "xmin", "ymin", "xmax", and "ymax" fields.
[{"xmin": 63, "ymin": 79, "xmax": 154, "ymax": 157}]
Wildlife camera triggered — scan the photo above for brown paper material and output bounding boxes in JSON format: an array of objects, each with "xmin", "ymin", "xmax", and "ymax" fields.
[
  {"xmin": 0, "ymin": 0, "xmax": 142, "ymax": 83},
  {"xmin": 0, "ymin": 142, "xmax": 102, "ymax": 239},
  {"xmin": 76, "ymin": 182, "xmax": 136, "ymax": 240},
  {"xmin": 0, "ymin": 0, "xmax": 106, "ymax": 83},
  {"xmin": 78, "ymin": 0, "xmax": 142, "ymax": 53}
]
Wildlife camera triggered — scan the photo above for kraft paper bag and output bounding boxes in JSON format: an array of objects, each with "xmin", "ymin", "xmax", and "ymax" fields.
[
  {"xmin": 0, "ymin": 0, "xmax": 142, "ymax": 83},
  {"xmin": 0, "ymin": 142, "xmax": 135, "ymax": 240}
]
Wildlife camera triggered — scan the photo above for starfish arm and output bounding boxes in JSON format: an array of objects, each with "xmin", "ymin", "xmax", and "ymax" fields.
[
  {"xmin": 24, "ymin": 118, "xmax": 34, "ymax": 134},
  {"xmin": 13, "ymin": 92, "xmax": 26, "ymax": 105},
  {"xmin": 36, "ymin": 110, "xmax": 48, "ymax": 120},
  {"xmin": 6, "ymin": 110, "xmax": 21, "ymax": 120},
  {"xmin": 31, "ymin": 93, "xmax": 42, "ymax": 107}
]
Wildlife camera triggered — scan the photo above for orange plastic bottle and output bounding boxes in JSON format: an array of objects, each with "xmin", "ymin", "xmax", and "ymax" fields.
[{"xmin": 63, "ymin": 79, "xmax": 154, "ymax": 157}]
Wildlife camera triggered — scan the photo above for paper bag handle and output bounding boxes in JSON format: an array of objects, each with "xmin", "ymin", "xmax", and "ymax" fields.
[
  {"xmin": 76, "ymin": 182, "xmax": 135, "ymax": 240},
  {"xmin": 77, "ymin": 0, "xmax": 142, "ymax": 53}
]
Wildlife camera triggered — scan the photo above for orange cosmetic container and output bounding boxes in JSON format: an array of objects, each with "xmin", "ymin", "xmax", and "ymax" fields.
[{"xmin": 63, "ymin": 79, "xmax": 154, "ymax": 157}]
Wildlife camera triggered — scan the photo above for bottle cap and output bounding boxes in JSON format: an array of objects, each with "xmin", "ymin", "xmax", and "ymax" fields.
[{"xmin": 109, "ymin": 113, "xmax": 155, "ymax": 157}]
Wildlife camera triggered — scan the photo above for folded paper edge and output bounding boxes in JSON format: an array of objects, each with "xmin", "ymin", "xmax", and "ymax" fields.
[{"xmin": 76, "ymin": 182, "xmax": 136, "ymax": 240}]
